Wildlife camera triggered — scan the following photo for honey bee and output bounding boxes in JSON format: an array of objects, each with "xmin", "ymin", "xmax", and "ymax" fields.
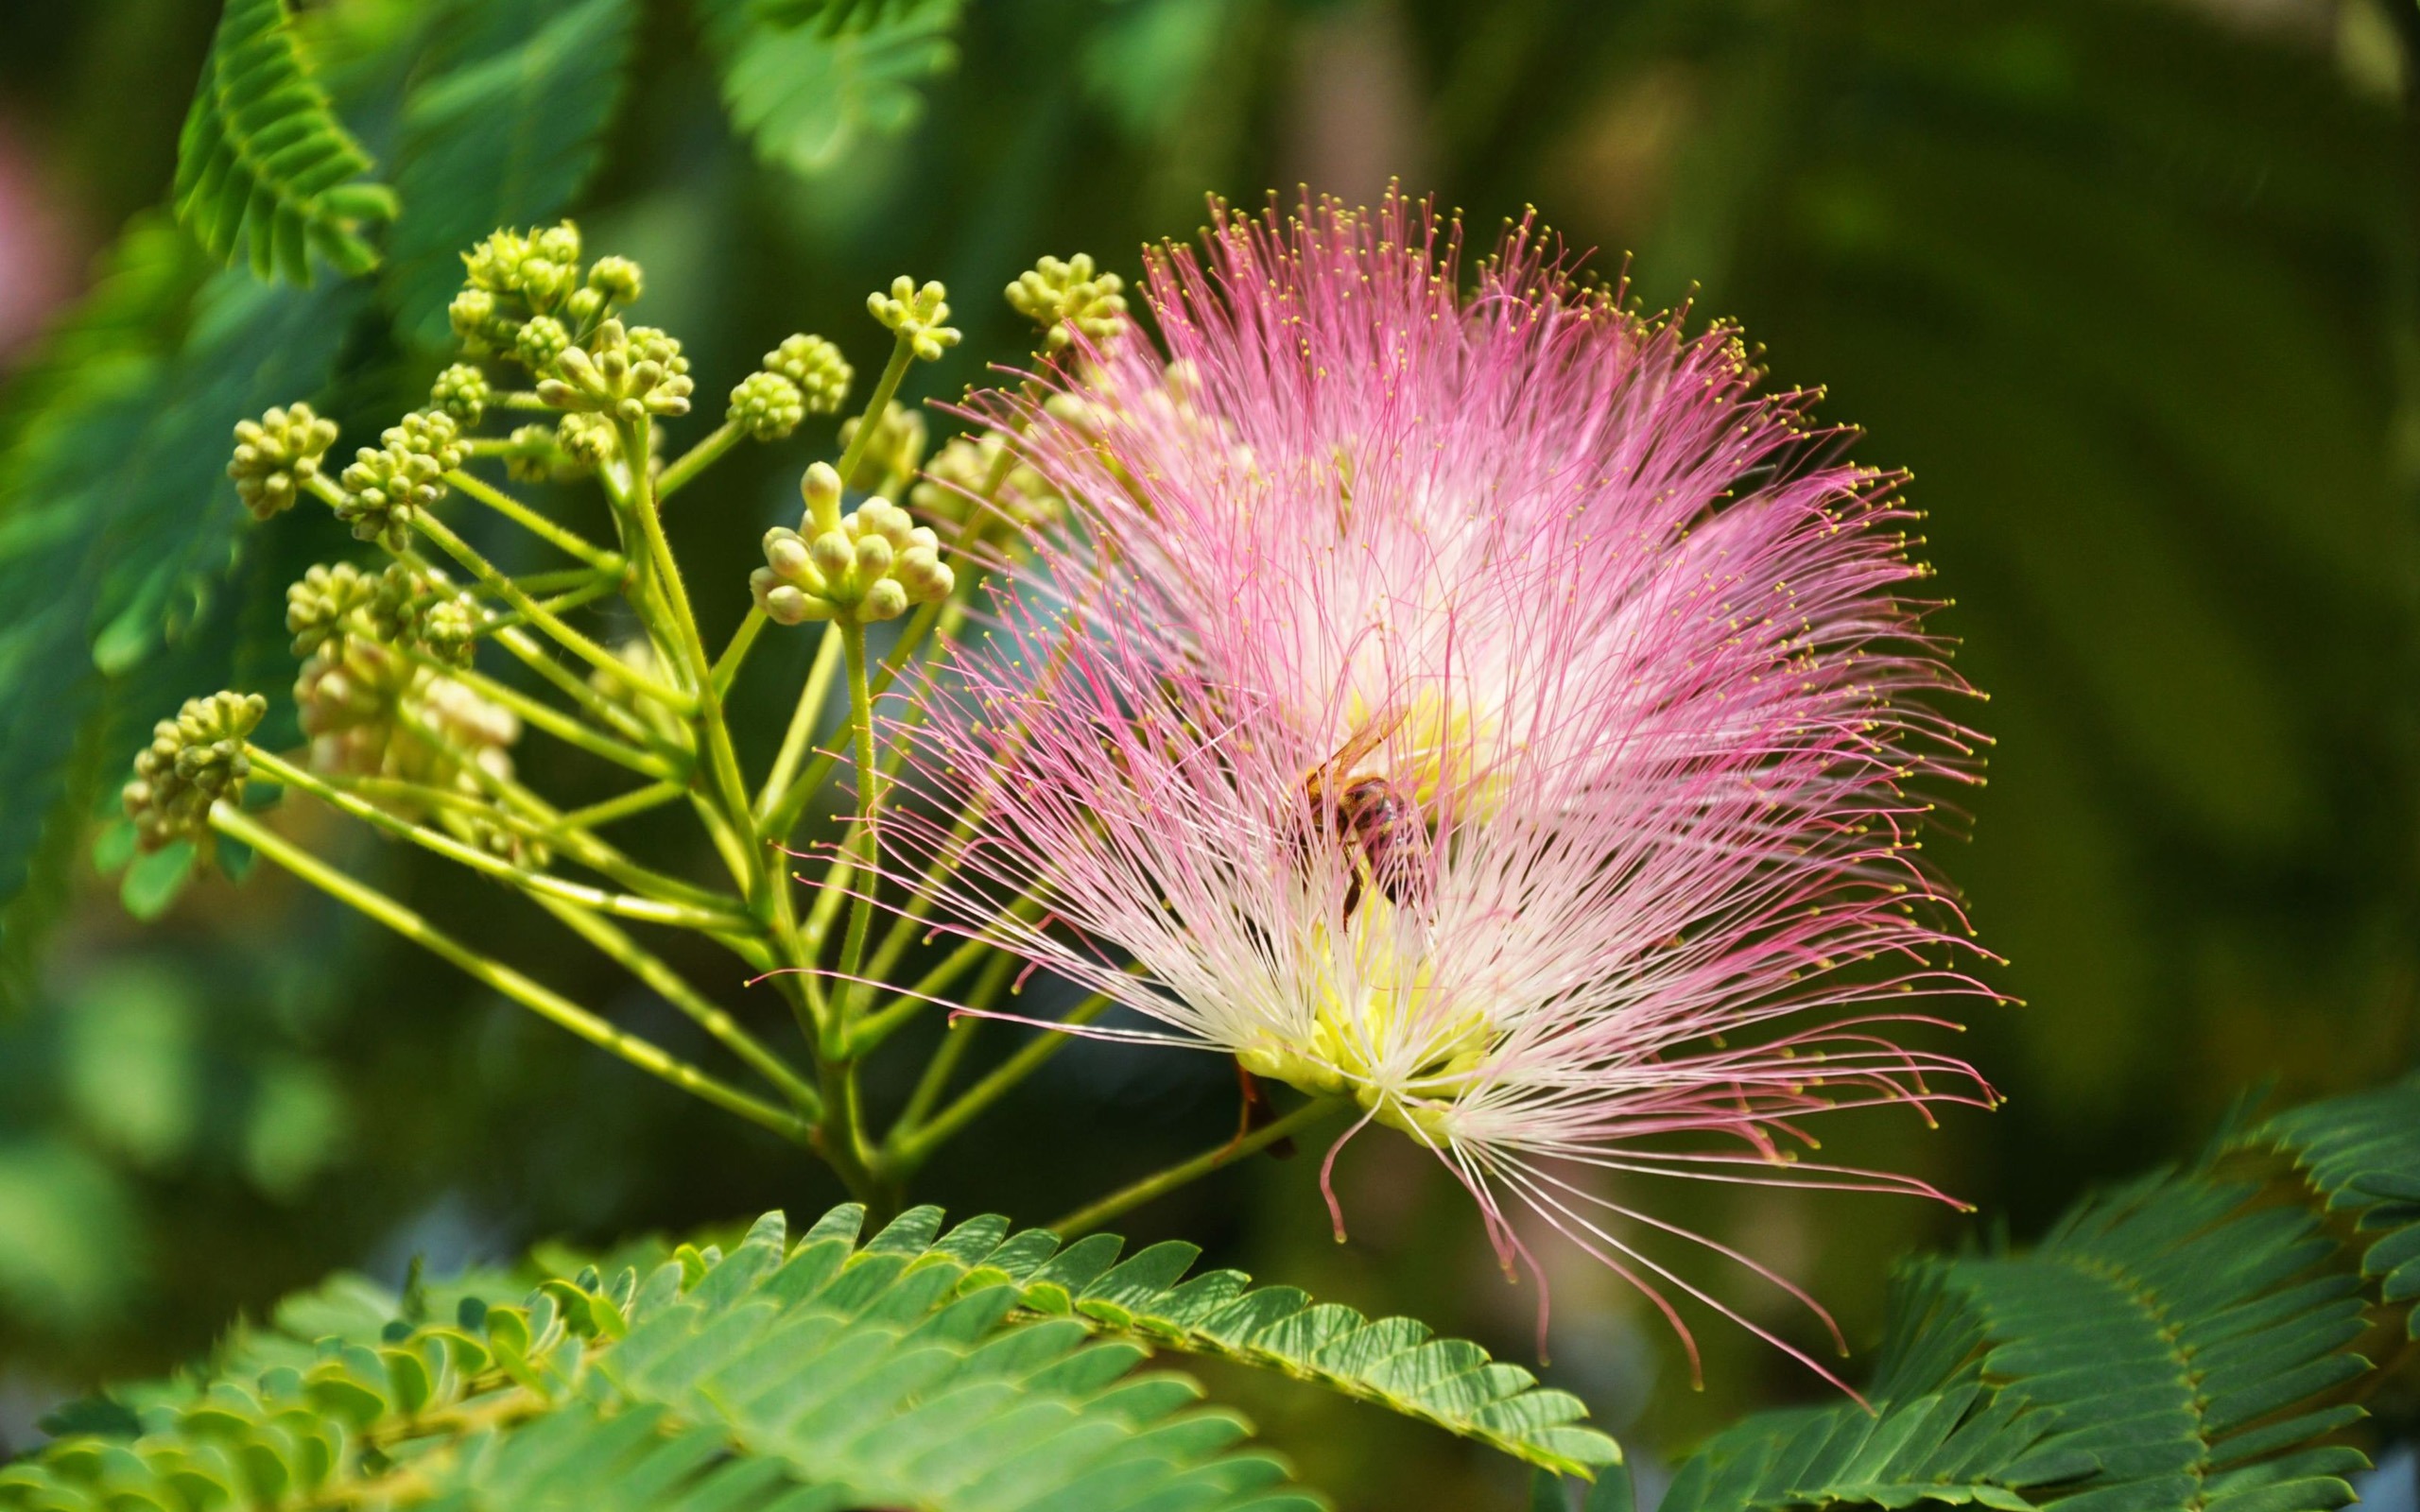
[{"xmin": 1298, "ymin": 715, "xmax": 1429, "ymax": 919}]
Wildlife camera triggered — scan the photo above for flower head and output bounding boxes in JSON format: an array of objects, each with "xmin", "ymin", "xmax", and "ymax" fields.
[{"xmin": 885, "ymin": 195, "xmax": 1996, "ymax": 1384}]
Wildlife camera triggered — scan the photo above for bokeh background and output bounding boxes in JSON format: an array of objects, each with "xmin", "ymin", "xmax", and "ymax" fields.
[{"xmin": 1, "ymin": 1, "xmax": 2415, "ymax": 1507}]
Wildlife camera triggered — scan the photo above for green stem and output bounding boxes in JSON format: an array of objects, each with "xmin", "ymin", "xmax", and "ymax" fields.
[
  {"xmin": 562, "ymin": 780, "xmax": 687, "ymax": 830},
  {"xmin": 487, "ymin": 623, "xmax": 680, "ymax": 758},
  {"xmin": 211, "ymin": 804, "xmax": 811, "ymax": 1144},
  {"xmin": 887, "ymin": 990, "xmax": 1115, "ymax": 1172},
  {"xmin": 247, "ymin": 747, "xmax": 749, "ymax": 935},
  {"xmin": 617, "ymin": 416, "xmax": 765, "ymax": 912},
  {"xmin": 415, "ymin": 512, "xmax": 692, "ymax": 712},
  {"xmin": 849, "ymin": 931, "xmax": 994, "ymax": 1055},
  {"xmin": 754, "ymin": 625, "xmax": 842, "ymax": 833},
  {"xmin": 476, "ymin": 574, "xmax": 622, "ymax": 635},
  {"xmin": 529, "ymin": 895, "xmax": 821, "ymax": 1116},
  {"xmin": 833, "ymin": 618, "xmax": 883, "ymax": 1029},
  {"xmin": 892, "ymin": 951, "xmax": 1014, "ymax": 1133},
  {"xmin": 712, "ymin": 606, "xmax": 769, "ymax": 697},
  {"xmin": 655, "ymin": 419, "xmax": 741, "ymax": 501},
  {"xmin": 838, "ymin": 335, "xmax": 917, "ymax": 490},
  {"xmin": 392, "ymin": 644, "xmax": 675, "ymax": 780},
  {"xmin": 443, "ymin": 470, "xmax": 622, "ymax": 572},
  {"xmin": 1048, "ymin": 1099, "xmax": 1350, "ymax": 1239}
]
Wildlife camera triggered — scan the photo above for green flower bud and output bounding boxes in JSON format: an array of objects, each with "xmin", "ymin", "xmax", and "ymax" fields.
[
  {"xmin": 754, "ymin": 490, "xmax": 952, "ymax": 627},
  {"xmin": 764, "ymin": 334, "xmax": 852, "ymax": 414},
  {"xmin": 336, "ymin": 410, "xmax": 464, "ymax": 549},
  {"xmin": 536, "ymin": 319, "xmax": 694, "ymax": 420},
  {"xmin": 285, "ymin": 561, "xmax": 378, "ymax": 657},
  {"xmin": 1006, "ymin": 253, "xmax": 1130, "ymax": 352},
  {"xmin": 728, "ymin": 370, "xmax": 806, "ymax": 441},
  {"xmin": 515, "ymin": 316, "xmax": 571, "ymax": 371},
  {"xmin": 430, "ymin": 363, "xmax": 492, "ymax": 424},
  {"xmin": 122, "ymin": 691, "xmax": 267, "ymax": 852},
  {"xmin": 800, "ymin": 459, "xmax": 844, "ymax": 536},
  {"xmin": 586, "ymin": 255, "xmax": 643, "ymax": 303},
  {"xmin": 867, "ymin": 276, "xmax": 961, "ymax": 363},
  {"xmin": 837, "ymin": 401, "xmax": 927, "ymax": 495},
  {"xmin": 449, "ymin": 288, "xmax": 503, "ymax": 352},
  {"xmin": 500, "ymin": 422, "xmax": 583, "ymax": 483},
  {"xmin": 563, "ymin": 286, "xmax": 605, "ymax": 326},
  {"xmin": 557, "ymin": 413, "xmax": 619, "ymax": 468},
  {"xmin": 911, "ymin": 431, "xmax": 1063, "ymax": 534},
  {"xmin": 229, "ymin": 403, "xmax": 340, "ymax": 521}
]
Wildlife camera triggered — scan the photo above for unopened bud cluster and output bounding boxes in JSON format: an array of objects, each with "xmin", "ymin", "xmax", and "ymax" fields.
[
  {"xmin": 752, "ymin": 462, "xmax": 952, "ymax": 626},
  {"xmin": 536, "ymin": 318, "xmax": 694, "ymax": 424},
  {"xmin": 123, "ymin": 692, "xmax": 267, "ymax": 850},
  {"xmin": 448, "ymin": 222, "xmax": 640, "ymax": 359},
  {"xmin": 337, "ymin": 410, "xmax": 465, "ymax": 549},
  {"xmin": 728, "ymin": 371, "xmax": 806, "ymax": 441},
  {"xmin": 868, "ymin": 277, "xmax": 962, "ymax": 362},
  {"xmin": 429, "ymin": 363, "xmax": 492, "ymax": 424},
  {"xmin": 1007, "ymin": 254, "xmax": 1129, "ymax": 352},
  {"xmin": 764, "ymin": 335, "xmax": 853, "ymax": 413},
  {"xmin": 286, "ymin": 561, "xmax": 476, "ymax": 666},
  {"xmin": 229, "ymin": 404, "xmax": 340, "ymax": 521},
  {"xmin": 912, "ymin": 431, "xmax": 1063, "ymax": 532}
]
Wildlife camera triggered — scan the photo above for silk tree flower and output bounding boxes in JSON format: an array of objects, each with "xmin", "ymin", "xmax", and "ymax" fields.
[{"xmin": 883, "ymin": 195, "xmax": 1997, "ymax": 1385}]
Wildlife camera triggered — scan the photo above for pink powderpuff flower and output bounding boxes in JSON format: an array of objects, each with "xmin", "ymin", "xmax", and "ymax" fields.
[{"xmin": 882, "ymin": 193, "xmax": 1999, "ymax": 1388}]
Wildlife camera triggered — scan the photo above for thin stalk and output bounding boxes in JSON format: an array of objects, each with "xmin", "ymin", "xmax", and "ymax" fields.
[
  {"xmin": 393, "ymin": 644, "xmax": 675, "ymax": 780},
  {"xmin": 656, "ymin": 419, "xmax": 741, "ymax": 501},
  {"xmin": 1048, "ymin": 1099, "xmax": 1350, "ymax": 1239},
  {"xmin": 838, "ymin": 335, "xmax": 917, "ymax": 489},
  {"xmin": 754, "ymin": 625, "xmax": 842, "ymax": 831},
  {"xmin": 832, "ymin": 618, "xmax": 883, "ymax": 1029},
  {"xmin": 892, "ymin": 952, "xmax": 1015, "ymax": 1133},
  {"xmin": 246, "ymin": 747, "xmax": 751, "ymax": 935},
  {"xmin": 777, "ymin": 571, "xmax": 977, "ymax": 816},
  {"xmin": 617, "ymin": 416, "xmax": 765, "ymax": 909},
  {"xmin": 443, "ymin": 470, "xmax": 622, "ymax": 572},
  {"xmin": 530, "ymin": 895, "xmax": 821, "ymax": 1115},
  {"xmin": 849, "ymin": 931, "xmax": 995, "ymax": 1054},
  {"xmin": 476, "ymin": 574, "xmax": 622, "ymax": 635},
  {"xmin": 711, "ymin": 606, "xmax": 768, "ymax": 696},
  {"xmin": 562, "ymin": 780, "xmax": 687, "ymax": 830},
  {"xmin": 416, "ymin": 512, "xmax": 692, "ymax": 711},
  {"xmin": 211, "ymin": 804, "xmax": 811, "ymax": 1143},
  {"xmin": 887, "ymin": 990, "xmax": 1115, "ymax": 1171},
  {"xmin": 489, "ymin": 625, "xmax": 678, "ymax": 757}
]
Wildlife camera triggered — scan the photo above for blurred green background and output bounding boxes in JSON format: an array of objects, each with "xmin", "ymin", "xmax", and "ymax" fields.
[{"xmin": 0, "ymin": 1, "xmax": 2414, "ymax": 1507}]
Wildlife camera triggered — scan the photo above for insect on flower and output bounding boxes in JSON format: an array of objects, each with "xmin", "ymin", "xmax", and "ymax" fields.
[{"xmin": 881, "ymin": 190, "xmax": 2002, "ymax": 1390}]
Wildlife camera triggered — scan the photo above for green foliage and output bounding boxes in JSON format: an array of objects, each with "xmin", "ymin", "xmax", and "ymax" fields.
[
  {"xmin": 3, "ymin": 1207, "xmax": 1328, "ymax": 1511},
  {"xmin": 1658, "ymin": 1074, "xmax": 2420, "ymax": 1512},
  {"xmin": 173, "ymin": 0, "xmax": 399, "ymax": 283},
  {"xmin": 384, "ymin": 0, "xmax": 642, "ymax": 348},
  {"xmin": 701, "ymin": 0, "xmax": 966, "ymax": 178},
  {"xmin": 992, "ymin": 1228, "xmax": 1620, "ymax": 1477}
]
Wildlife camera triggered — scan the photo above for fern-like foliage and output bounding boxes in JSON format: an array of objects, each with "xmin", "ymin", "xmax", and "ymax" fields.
[
  {"xmin": 384, "ymin": 0, "xmax": 640, "ymax": 347},
  {"xmin": 700, "ymin": 0, "xmax": 965, "ymax": 178},
  {"xmin": 973, "ymin": 1227, "xmax": 1620, "ymax": 1477},
  {"xmin": 174, "ymin": 0, "xmax": 399, "ymax": 283},
  {"xmin": 1660, "ymin": 1074, "xmax": 2420, "ymax": 1512},
  {"xmin": 2, "ymin": 1207, "xmax": 1320, "ymax": 1512}
]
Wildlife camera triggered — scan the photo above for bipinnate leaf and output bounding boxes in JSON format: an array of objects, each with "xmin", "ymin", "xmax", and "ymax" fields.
[
  {"xmin": 1662, "ymin": 1074, "xmax": 2420, "ymax": 1512},
  {"xmin": 700, "ymin": 0, "xmax": 965, "ymax": 178},
  {"xmin": 173, "ymin": 0, "xmax": 399, "ymax": 283}
]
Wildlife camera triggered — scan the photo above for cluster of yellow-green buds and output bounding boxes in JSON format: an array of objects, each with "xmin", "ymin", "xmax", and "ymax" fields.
[
  {"xmin": 447, "ymin": 222, "xmax": 641, "ymax": 360},
  {"xmin": 429, "ymin": 362, "xmax": 492, "ymax": 425},
  {"xmin": 122, "ymin": 692, "xmax": 267, "ymax": 852},
  {"xmin": 228, "ymin": 403, "xmax": 340, "ymax": 521},
  {"xmin": 868, "ymin": 277, "xmax": 962, "ymax": 363},
  {"xmin": 1006, "ymin": 253, "xmax": 1130, "ymax": 352},
  {"xmin": 839, "ymin": 402, "xmax": 928, "ymax": 497},
  {"xmin": 912, "ymin": 431, "xmax": 1063, "ymax": 533},
  {"xmin": 336, "ymin": 409, "xmax": 466, "ymax": 550},
  {"xmin": 752, "ymin": 461, "xmax": 953, "ymax": 626},
  {"xmin": 764, "ymin": 334, "xmax": 854, "ymax": 413},
  {"xmin": 535, "ymin": 318, "xmax": 695, "ymax": 424},
  {"xmin": 285, "ymin": 560, "xmax": 476, "ymax": 668}
]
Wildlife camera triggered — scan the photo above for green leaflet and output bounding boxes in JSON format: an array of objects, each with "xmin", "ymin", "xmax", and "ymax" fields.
[
  {"xmin": 4, "ymin": 1209, "xmax": 1321, "ymax": 1512},
  {"xmin": 173, "ymin": 0, "xmax": 400, "ymax": 283},
  {"xmin": 1661, "ymin": 1076, "xmax": 2420, "ymax": 1512},
  {"xmin": 383, "ymin": 0, "xmax": 642, "ymax": 348},
  {"xmin": 700, "ymin": 0, "xmax": 965, "ymax": 178}
]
